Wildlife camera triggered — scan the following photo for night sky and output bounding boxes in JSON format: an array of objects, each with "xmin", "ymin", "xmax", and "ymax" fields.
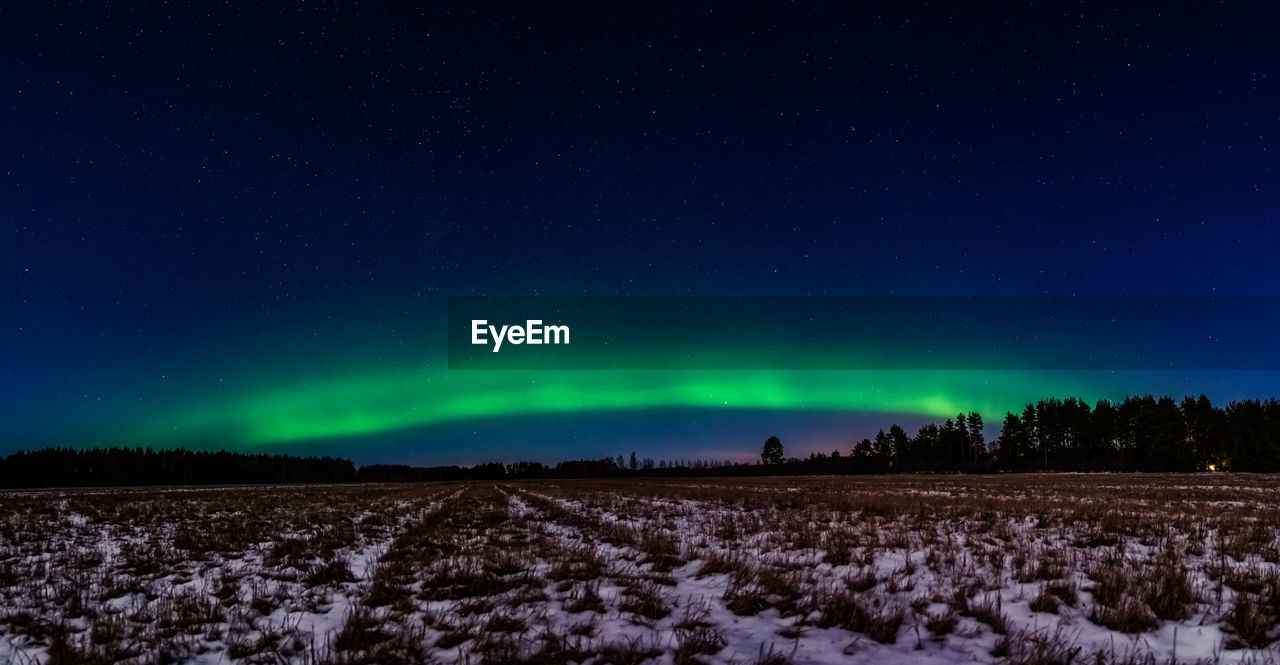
[{"xmin": 4, "ymin": 4, "xmax": 1280, "ymax": 465}]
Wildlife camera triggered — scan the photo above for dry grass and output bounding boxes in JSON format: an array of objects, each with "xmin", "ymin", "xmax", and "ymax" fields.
[{"xmin": 1, "ymin": 474, "xmax": 1279, "ymax": 662}]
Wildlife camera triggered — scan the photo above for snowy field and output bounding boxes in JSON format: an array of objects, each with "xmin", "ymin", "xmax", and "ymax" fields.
[{"xmin": 3, "ymin": 475, "xmax": 1280, "ymax": 664}]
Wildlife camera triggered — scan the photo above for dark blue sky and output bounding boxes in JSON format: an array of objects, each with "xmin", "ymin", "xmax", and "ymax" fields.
[{"xmin": 4, "ymin": 4, "xmax": 1280, "ymax": 462}]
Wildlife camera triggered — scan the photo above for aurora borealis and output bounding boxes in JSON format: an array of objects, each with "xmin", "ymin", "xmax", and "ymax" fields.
[
  {"xmin": 150, "ymin": 369, "xmax": 1280, "ymax": 457},
  {"xmin": 11, "ymin": 296, "xmax": 1280, "ymax": 465},
  {"xmin": 7, "ymin": 6, "xmax": 1280, "ymax": 465}
]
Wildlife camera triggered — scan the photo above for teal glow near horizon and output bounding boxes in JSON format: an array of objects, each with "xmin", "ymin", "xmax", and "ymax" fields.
[
  {"xmin": 9, "ymin": 291, "xmax": 1280, "ymax": 460},
  {"xmin": 111, "ymin": 363, "xmax": 1268, "ymax": 452},
  {"xmin": 155, "ymin": 368, "xmax": 1006, "ymax": 445}
]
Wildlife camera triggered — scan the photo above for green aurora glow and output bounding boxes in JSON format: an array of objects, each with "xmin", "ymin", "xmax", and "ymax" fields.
[
  {"xmin": 137, "ymin": 367, "xmax": 1113, "ymax": 447},
  {"xmin": 17, "ymin": 291, "xmax": 1278, "ymax": 458}
]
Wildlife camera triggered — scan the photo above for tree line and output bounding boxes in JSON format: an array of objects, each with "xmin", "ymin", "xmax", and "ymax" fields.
[
  {"xmin": 5, "ymin": 394, "xmax": 1279, "ymax": 487},
  {"xmin": 0, "ymin": 447, "xmax": 356, "ymax": 488},
  {"xmin": 354, "ymin": 457, "xmax": 741, "ymax": 482},
  {"xmin": 988, "ymin": 394, "xmax": 1277, "ymax": 472},
  {"xmin": 770, "ymin": 394, "xmax": 1278, "ymax": 474}
]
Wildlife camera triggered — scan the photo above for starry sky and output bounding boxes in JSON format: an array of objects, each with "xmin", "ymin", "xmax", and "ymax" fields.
[{"xmin": 4, "ymin": 4, "xmax": 1280, "ymax": 465}]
